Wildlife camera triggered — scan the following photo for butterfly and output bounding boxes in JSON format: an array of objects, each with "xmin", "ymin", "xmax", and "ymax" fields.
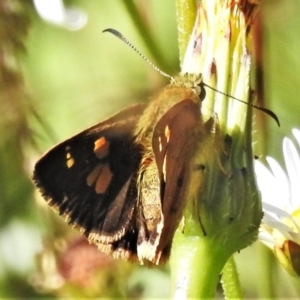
[
  {"xmin": 33, "ymin": 29, "xmax": 279, "ymax": 265},
  {"xmin": 33, "ymin": 72, "xmax": 214, "ymax": 265}
]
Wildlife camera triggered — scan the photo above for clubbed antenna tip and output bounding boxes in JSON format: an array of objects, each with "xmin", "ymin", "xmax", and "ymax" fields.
[{"xmin": 103, "ymin": 28, "xmax": 172, "ymax": 80}]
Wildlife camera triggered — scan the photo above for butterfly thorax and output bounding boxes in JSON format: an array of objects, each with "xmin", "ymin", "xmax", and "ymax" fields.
[{"xmin": 134, "ymin": 73, "xmax": 203, "ymax": 141}]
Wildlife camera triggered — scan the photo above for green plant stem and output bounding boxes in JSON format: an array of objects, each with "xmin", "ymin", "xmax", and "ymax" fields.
[
  {"xmin": 258, "ymin": 244, "xmax": 276, "ymax": 298},
  {"xmin": 171, "ymin": 231, "xmax": 230, "ymax": 299},
  {"xmin": 221, "ymin": 256, "xmax": 243, "ymax": 300},
  {"xmin": 121, "ymin": 1, "xmax": 169, "ymax": 71}
]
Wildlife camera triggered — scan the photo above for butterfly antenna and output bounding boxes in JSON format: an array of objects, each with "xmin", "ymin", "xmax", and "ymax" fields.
[
  {"xmin": 202, "ymin": 83, "xmax": 280, "ymax": 127},
  {"xmin": 103, "ymin": 28, "xmax": 172, "ymax": 80},
  {"xmin": 103, "ymin": 29, "xmax": 279, "ymax": 127}
]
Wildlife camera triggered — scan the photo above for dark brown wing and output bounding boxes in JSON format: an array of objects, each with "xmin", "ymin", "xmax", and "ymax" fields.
[
  {"xmin": 33, "ymin": 104, "xmax": 147, "ymax": 260},
  {"xmin": 152, "ymin": 99, "xmax": 201, "ymax": 259}
]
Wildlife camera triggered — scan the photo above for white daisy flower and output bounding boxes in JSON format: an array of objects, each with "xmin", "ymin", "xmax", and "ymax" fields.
[
  {"xmin": 33, "ymin": 0, "xmax": 87, "ymax": 30},
  {"xmin": 255, "ymin": 129, "xmax": 300, "ymax": 276}
]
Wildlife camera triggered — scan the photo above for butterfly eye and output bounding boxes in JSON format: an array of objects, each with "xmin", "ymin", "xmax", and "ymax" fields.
[{"xmin": 198, "ymin": 83, "xmax": 206, "ymax": 101}]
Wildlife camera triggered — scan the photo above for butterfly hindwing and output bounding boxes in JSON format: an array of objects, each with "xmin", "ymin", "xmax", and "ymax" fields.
[{"xmin": 33, "ymin": 104, "xmax": 147, "ymax": 259}]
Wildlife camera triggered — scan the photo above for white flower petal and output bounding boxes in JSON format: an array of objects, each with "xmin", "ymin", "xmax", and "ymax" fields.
[
  {"xmin": 262, "ymin": 219, "xmax": 291, "ymax": 238},
  {"xmin": 254, "ymin": 160, "xmax": 283, "ymax": 208},
  {"xmin": 258, "ymin": 231, "xmax": 278, "ymax": 247},
  {"xmin": 266, "ymin": 156, "xmax": 290, "ymax": 211},
  {"xmin": 257, "ymin": 129, "xmax": 300, "ymax": 276},
  {"xmin": 292, "ymin": 128, "xmax": 300, "ymax": 148},
  {"xmin": 263, "ymin": 203, "xmax": 296, "ymax": 223},
  {"xmin": 283, "ymin": 137, "xmax": 300, "ymax": 209},
  {"xmin": 262, "ymin": 209, "xmax": 286, "ymax": 224},
  {"xmin": 33, "ymin": 0, "xmax": 87, "ymax": 30}
]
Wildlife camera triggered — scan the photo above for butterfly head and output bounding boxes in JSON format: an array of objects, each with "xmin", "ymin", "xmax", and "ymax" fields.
[{"xmin": 171, "ymin": 73, "xmax": 206, "ymax": 101}]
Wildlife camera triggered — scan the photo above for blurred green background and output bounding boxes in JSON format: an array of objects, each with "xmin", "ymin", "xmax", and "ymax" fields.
[{"xmin": 1, "ymin": 0, "xmax": 300, "ymax": 298}]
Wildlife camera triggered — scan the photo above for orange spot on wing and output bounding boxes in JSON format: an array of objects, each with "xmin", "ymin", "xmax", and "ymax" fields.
[
  {"xmin": 95, "ymin": 164, "xmax": 113, "ymax": 194},
  {"xmin": 65, "ymin": 151, "xmax": 75, "ymax": 168},
  {"xmin": 94, "ymin": 137, "xmax": 110, "ymax": 159},
  {"xmin": 66, "ymin": 157, "xmax": 75, "ymax": 168},
  {"xmin": 165, "ymin": 125, "xmax": 170, "ymax": 142},
  {"xmin": 86, "ymin": 164, "xmax": 103, "ymax": 186},
  {"xmin": 86, "ymin": 163, "xmax": 113, "ymax": 194}
]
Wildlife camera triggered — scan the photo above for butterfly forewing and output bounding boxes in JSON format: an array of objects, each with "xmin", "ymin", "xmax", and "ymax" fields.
[
  {"xmin": 152, "ymin": 99, "xmax": 201, "ymax": 256},
  {"xmin": 135, "ymin": 99, "xmax": 201, "ymax": 263},
  {"xmin": 33, "ymin": 104, "xmax": 147, "ymax": 259}
]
